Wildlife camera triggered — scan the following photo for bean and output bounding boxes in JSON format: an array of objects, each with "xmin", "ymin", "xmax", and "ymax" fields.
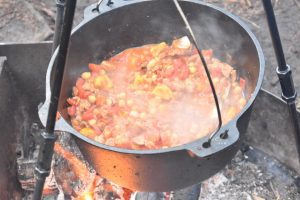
[
  {"xmin": 88, "ymin": 119, "xmax": 96, "ymax": 126},
  {"xmin": 130, "ymin": 110, "xmax": 139, "ymax": 118},
  {"xmin": 88, "ymin": 95, "xmax": 96, "ymax": 103}
]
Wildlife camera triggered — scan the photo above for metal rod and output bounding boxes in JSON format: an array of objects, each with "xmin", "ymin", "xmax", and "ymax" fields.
[
  {"xmin": 45, "ymin": 0, "xmax": 76, "ymax": 133},
  {"xmin": 52, "ymin": 0, "xmax": 66, "ymax": 53},
  {"xmin": 172, "ymin": 0, "xmax": 222, "ymax": 146},
  {"xmin": 262, "ymin": 0, "xmax": 300, "ymax": 162},
  {"xmin": 262, "ymin": 0, "xmax": 287, "ymax": 71},
  {"xmin": 33, "ymin": 0, "xmax": 77, "ymax": 199}
]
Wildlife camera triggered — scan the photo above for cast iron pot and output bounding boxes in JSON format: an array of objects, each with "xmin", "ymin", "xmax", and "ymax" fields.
[{"xmin": 39, "ymin": 0, "xmax": 264, "ymax": 192}]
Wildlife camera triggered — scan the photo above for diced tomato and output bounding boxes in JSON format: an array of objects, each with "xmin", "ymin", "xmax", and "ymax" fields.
[
  {"xmin": 92, "ymin": 126, "xmax": 102, "ymax": 135},
  {"xmin": 210, "ymin": 65, "xmax": 222, "ymax": 77},
  {"xmin": 78, "ymin": 89, "xmax": 91, "ymax": 99},
  {"xmin": 56, "ymin": 112, "xmax": 61, "ymax": 120},
  {"xmin": 110, "ymin": 105, "xmax": 120, "ymax": 114},
  {"xmin": 88, "ymin": 63, "xmax": 102, "ymax": 72},
  {"xmin": 82, "ymin": 111, "xmax": 94, "ymax": 121},
  {"xmin": 202, "ymin": 49, "xmax": 213, "ymax": 59},
  {"xmin": 127, "ymin": 55, "xmax": 140, "ymax": 71},
  {"xmin": 76, "ymin": 78, "xmax": 85, "ymax": 88},
  {"xmin": 96, "ymin": 95, "xmax": 106, "ymax": 106},
  {"xmin": 240, "ymin": 78, "xmax": 246, "ymax": 90},
  {"xmin": 67, "ymin": 98, "xmax": 76, "ymax": 106},
  {"xmin": 191, "ymin": 47, "xmax": 199, "ymax": 55},
  {"xmin": 179, "ymin": 65, "xmax": 189, "ymax": 80},
  {"xmin": 101, "ymin": 61, "xmax": 116, "ymax": 71},
  {"xmin": 173, "ymin": 58, "xmax": 185, "ymax": 68},
  {"xmin": 173, "ymin": 58, "xmax": 189, "ymax": 80},
  {"xmin": 164, "ymin": 67, "xmax": 175, "ymax": 78},
  {"xmin": 67, "ymin": 106, "xmax": 76, "ymax": 116}
]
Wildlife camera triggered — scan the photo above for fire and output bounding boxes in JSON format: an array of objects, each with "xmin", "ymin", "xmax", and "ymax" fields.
[
  {"xmin": 78, "ymin": 191, "xmax": 93, "ymax": 200},
  {"xmin": 54, "ymin": 143, "xmax": 91, "ymax": 181},
  {"xmin": 54, "ymin": 143, "xmax": 133, "ymax": 199}
]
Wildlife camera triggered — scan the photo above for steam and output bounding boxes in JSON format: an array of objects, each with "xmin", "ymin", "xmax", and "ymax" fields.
[{"xmin": 71, "ymin": 1, "xmax": 253, "ymax": 149}]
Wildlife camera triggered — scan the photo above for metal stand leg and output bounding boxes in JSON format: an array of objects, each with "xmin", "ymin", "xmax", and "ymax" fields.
[
  {"xmin": 33, "ymin": 0, "xmax": 77, "ymax": 199},
  {"xmin": 52, "ymin": 0, "xmax": 65, "ymax": 53},
  {"xmin": 262, "ymin": 0, "xmax": 300, "ymax": 162}
]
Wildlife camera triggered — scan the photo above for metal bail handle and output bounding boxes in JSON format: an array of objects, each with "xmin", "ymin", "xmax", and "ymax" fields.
[
  {"xmin": 95, "ymin": 0, "xmax": 114, "ymax": 12},
  {"xmin": 172, "ymin": 0, "xmax": 223, "ymax": 147},
  {"xmin": 188, "ymin": 123, "xmax": 240, "ymax": 158}
]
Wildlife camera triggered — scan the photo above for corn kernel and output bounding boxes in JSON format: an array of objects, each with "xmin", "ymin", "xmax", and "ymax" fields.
[
  {"xmin": 152, "ymin": 84, "xmax": 173, "ymax": 100},
  {"xmin": 93, "ymin": 75, "xmax": 113, "ymax": 89},
  {"xmin": 233, "ymin": 86, "xmax": 242, "ymax": 94},
  {"xmin": 188, "ymin": 64, "xmax": 197, "ymax": 74},
  {"xmin": 150, "ymin": 42, "xmax": 167, "ymax": 57},
  {"xmin": 239, "ymin": 98, "xmax": 247, "ymax": 108},
  {"xmin": 212, "ymin": 78, "xmax": 219, "ymax": 85},
  {"xmin": 147, "ymin": 58, "xmax": 159, "ymax": 69},
  {"xmin": 134, "ymin": 74, "xmax": 146, "ymax": 85},
  {"xmin": 81, "ymin": 72, "xmax": 91, "ymax": 80},
  {"xmin": 151, "ymin": 74, "xmax": 157, "ymax": 81},
  {"xmin": 80, "ymin": 128, "xmax": 95, "ymax": 137}
]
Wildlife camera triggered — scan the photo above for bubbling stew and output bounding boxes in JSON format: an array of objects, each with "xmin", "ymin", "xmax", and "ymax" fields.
[{"xmin": 67, "ymin": 37, "xmax": 246, "ymax": 150}]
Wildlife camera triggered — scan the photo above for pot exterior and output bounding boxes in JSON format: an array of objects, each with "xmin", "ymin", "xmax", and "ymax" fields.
[
  {"xmin": 76, "ymin": 105, "xmax": 253, "ymax": 191},
  {"xmin": 75, "ymin": 135, "xmax": 240, "ymax": 191},
  {"xmin": 40, "ymin": 0, "xmax": 264, "ymax": 192}
]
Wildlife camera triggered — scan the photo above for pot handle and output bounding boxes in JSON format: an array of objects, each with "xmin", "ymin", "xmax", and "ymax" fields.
[
  {"xmin": 187, "ymin": 123, "xmax": 240, "ymax": 158},
  {"xmin": 38, "ymin": 99, "xmax": 77, "ymax": 134},
  {"xmin": 83, "ymin": 0, "xmax": 144, "ymax": 21}
]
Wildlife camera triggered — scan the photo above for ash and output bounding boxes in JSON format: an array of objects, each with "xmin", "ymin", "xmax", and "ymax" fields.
[{"xmin": 199, "ymin": 148, "xmax": 300, "ymax": 200}]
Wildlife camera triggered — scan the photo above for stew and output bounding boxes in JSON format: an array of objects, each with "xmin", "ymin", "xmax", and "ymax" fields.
[{"xmin": 67, "ymin": 37, "xmax": 246, "ymax": 150}]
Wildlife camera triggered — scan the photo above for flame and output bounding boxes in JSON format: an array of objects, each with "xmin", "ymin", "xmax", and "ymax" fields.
[
  {"xmin": 54, "ymin": 143, "xmax": 134, "ymax": 200},
  {"xmin": 78, "ymin": 191, "xmax": 93, "ymax": 200}
]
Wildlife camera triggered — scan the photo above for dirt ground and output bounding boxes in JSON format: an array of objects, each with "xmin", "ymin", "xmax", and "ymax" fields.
[{"xmin": 1, "ymin": 0, "xmax": 300, "ymax": 97}]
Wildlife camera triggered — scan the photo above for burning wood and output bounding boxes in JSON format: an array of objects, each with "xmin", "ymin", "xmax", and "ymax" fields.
[
  {"xmin": 54, "ymin": 143, "xmax": 91, "ymax": 182},
  {"xmin": 52, "ymin": 132, "xmax": 133, "ymax": 200}
]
